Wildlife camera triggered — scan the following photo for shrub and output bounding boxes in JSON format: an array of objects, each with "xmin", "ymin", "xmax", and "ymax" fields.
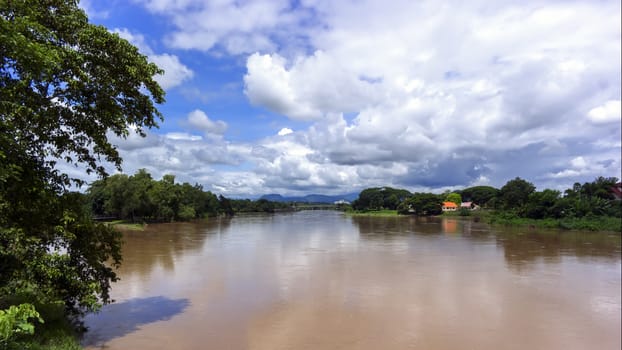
[{"xmin": 0, "ymin": 304, "xmax": 43, "ymax": 346}]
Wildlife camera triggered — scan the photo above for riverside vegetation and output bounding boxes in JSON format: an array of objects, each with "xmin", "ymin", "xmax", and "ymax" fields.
[
  {"xmin": 349, "ymin": 177, "xmax": 621, "ymax": 232},
  {"xmin": 87, "ymin": 169, "xmax": 292, "ymax": 225}
]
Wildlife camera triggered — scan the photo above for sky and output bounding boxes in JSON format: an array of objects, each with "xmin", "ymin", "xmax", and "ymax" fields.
[{"xmin": 76, "ymin": 0, "xmax": 621, "ymax": 198}]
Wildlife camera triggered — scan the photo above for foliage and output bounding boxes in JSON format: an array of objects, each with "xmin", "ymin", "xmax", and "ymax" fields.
[
  {"xmin": 458, "ymin": 186, "xmax": 499, "ymax": 207},
  {"xmin": 499, "ymin": 177, "xmax": 536, "ymax": 210},
  {"xmin": 521, "ymin": 189, "xmax": 562, "ymax": 219},
  {"xmin": 400, "ymin": 193, "xmax": 443, "ymax": 216},
  {"xmin": 1, "ymin": 0, "xmax": 164, "ymax": 330},
  {"xmin": 88, "ymin": 170, "xmax": 222, "ymax": 221},
  {"xmin": 87, "ymin": 169, "xmax": 292, "ymax": 220},
  {"xmin": 0, "ymin": 303, "xmax": 43, "ymax": 345},
  {"xmin": 352, "ymin": 187, "xmax": 412, "ymax": 211},
  {"xmin": 346, "ymin": 209, "xmax": 399, "ymax": 217},
  {"xmin": 488, "ymin": 212, "xmax": 621, "ymax": 232},
  {"xmin": 354, "ymin": 176, "xmax": 620, "ymax": 227},
  {"xmin": 445, "ymin": 192, "xmax": 462, "ymax": 206},
  {"xmin": 1, "ymin": 0, "xmax": 164, "ymax": 183},
  {"xmin": 1, "ymin": 301, "xmax": 80, "ymax": 350},
  {"xmin": 565, "ymin": 176, "xmax": 620, "ymax": 201},
  {"xmin": 458, "ymin": 207, "xmax": 471, "ymax": 216}
]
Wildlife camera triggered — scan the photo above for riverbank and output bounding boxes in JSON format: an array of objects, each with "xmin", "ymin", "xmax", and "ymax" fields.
[
  {"xmin": 105, "ymin": 220, "xmax": 146, "ymax": 231},
  {"xmin": 487, "ymin": 214, "xmax": 621, "ymax": 232},
  {"xmin": 345, "ymin": 209, "xmax": 399, "ymax": 217},
  {"xmin": 345, "ymin": 209, "xmax": 620, "ymax": 232}
]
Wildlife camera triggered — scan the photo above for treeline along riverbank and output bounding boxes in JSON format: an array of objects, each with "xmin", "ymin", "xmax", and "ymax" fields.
[
  {"xmin": 86, "ymin": 169, "xmax": 293, "ymax": 222},
  {"xmin": 349, "ymin": 176, "xmax": 621, "ymax": 232},
  {"xmin": 84, "ymin": 170, "xmax": 621, "ymax": 232}
]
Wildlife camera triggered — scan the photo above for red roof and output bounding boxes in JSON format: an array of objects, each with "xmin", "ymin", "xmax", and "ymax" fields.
[{"xmin": 442, "ymin": 201, "xmax": 458, "ymax": 208}]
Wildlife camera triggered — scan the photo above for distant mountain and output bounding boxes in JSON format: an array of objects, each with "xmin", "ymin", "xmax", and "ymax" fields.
[{"xmin": 260, "ymin": 193, "xmax": 359, "ymax": 203}]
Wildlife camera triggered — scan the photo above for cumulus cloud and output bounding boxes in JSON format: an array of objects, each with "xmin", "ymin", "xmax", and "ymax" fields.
[
  {"xmin": 244, "ymin": 51, "xmax": 382, "ymax": 120},
  {"xmin": 149, "ymin": 54, "xmax": 194, "ymax": 90},
  {"xmin": 106, "ymin": 129, "xmax": 251, "ymax": 189},
  {"xmin": 277, "ymin": 128, "xmax": 293, "ymax": 136},
  {"xmin": 114, "ymin": 0, "xmax": 621, "ymax": 195},
  {"xmin": 134, "ymin": 0, "xmax": 309, "ymax": 54},
  {"xmin": 238, "ymin": 0, "xmax": 621, "ymax": 190},
  {"xmin": 588, "ymin": 100, "xmax": 621, "ymax": 124},
  {"xmin": 187, "ymin": 109, "xmax": 228, "ymax": 136},
  {"xmin": 113, "ymin": 28, "xmax": 194, "ymax": 89},
  {"xmin": 165, "ymin": 132, "xmax": 202, "ymax": 141}
]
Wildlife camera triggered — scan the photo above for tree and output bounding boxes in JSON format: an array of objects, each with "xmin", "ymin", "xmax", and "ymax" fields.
[
  {"xmin": 1, "ymin": 0, "xmax": 164, "ymax": 318},
  {"xmin": 499, "ymin": 177, "xmax": 536, "ymax": 210},
  {"xmin": 459, "ymin": 186, "xmax": 499, "ymax": 207},
  {"xmin": 522, "ymin": 189, "xmax": 561, "ymax": 219},
  {"xmin": 403, "ymin": 193, "xmax": 443, "ymax": 216},
  {"xmin": 353, "ymin": 187, "xmax": 411, "ymax": 211},
  {"xmin": 445, "ymin": 192, "xmax": 462, "ymax": 206},
  {"xmin": 148, "ymin": 175, "xmax": 179, "ymax": 222}
]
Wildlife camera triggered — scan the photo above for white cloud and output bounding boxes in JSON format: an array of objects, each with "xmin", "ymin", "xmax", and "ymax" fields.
[
  {"xmin": 135, "ymin": 0, "xmax": 306, "ymax": 54},
  {"xmin": 277, "ymin": 128, "xmax": 293, "ymax": 136},
  {"xmin": 149, "ymin": 54, "xmax": 194, "ymax": 90},
  {"xmin": 244, "ymin": 51, "xmax": 382, "ymax": 121},
  {"xmin": 187, "ymin": 110, "xmax": 228, "ymax": 136},
  {"xmin": 547, "ymin": 155, "xmax": 620, "ymax": 183},
  {"xmin": 588, "ymin": 100, "xmax": 621, "ymax": 124},
  {"xmin": 113, "ymin": 28, "xmax": 194, "ymax": 90},
  {"xmin": 244, "ymin": 53, "xmax": 321, "ymax": 121},
  {"xmin": 79, "ymin": 0, "xmax": 110, "ymax": 19},
  {"xmin": 239, "ymin": 0, "xmax": 621, "ymax": 190},
  {"xmin": 570, "ymin": 156, "xmax": 587, "ymax": 170},
  {"xmin": 165, "ymin": 132, "xmax": 202, "ymax": 141},
  {"xmin": 105, "ymin": 0, "xmax": 622, "ymax": 195}
]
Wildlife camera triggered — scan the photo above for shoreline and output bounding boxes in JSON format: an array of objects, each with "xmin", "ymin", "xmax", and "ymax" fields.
[{"xmin": 344, "ymin": 210, "xmax": 621, "ymax": 233}]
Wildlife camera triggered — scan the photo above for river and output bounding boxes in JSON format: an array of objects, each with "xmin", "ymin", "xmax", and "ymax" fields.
[{"xmin": 82, "ymin": 211, "xmax": 621, "ymax": 350}]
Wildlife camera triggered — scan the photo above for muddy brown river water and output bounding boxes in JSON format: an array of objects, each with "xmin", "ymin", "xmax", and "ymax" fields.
[{"xmin": 82, "ymin": 211, "xmax": 621, "ymax": 350}]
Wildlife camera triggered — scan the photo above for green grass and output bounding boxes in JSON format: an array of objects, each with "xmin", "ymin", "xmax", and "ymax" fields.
[
  {"xmin": 4, "ymin": 311, "xmax": 82, "ymax": 350},
  {"xmin": 10, "ymin": 328, "xmax": 82, "ymax": 350},
  {"xmin": 105, "ymin": 220, "xmax": 145, "ymax": 231},
  {"xmin": 345, "ymin": 209, "xmax": 400, "ymax": 217},
  {"xmin": 488, "ymin": 214, "xmax": 621, "ymax": 232}
]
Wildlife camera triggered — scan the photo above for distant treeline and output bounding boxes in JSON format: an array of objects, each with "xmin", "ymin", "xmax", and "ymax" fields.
[
  {"xmin": 87, "ymin": 169, "xmax": 291, "ymax": 222},
  {"xmin": 351, "ymin": 176, "xmax": 622, "ymax": 220}
]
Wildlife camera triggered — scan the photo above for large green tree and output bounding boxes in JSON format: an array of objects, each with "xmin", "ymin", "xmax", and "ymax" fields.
[
  {"xmin": 445, "ymin": 192, "xmax": 462, "ymax": 206},
  {"xmin": 352, "ymin": 187, "xmax": 412, "ymax": 211},
  {"xmin": 499, "ymin": 177, "xmax": 536, "ymax": 210},
  {"xmin": 400, "ymin": 193, "xmax": 443, "ymax": 216},
  {"xmin": 1, "ymin": 0, "xmax": 164, "ymax": 317},
  {"xmin": 459, "ymin": 185, "xmax": 499, "ymax": 207}
]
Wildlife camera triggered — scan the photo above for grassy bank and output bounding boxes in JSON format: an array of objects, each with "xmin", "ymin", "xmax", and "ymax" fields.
[
  {"xmin": 345, "ymin": 209, "xmax": 400, "ymax": 217},
  {"xmin": 488, "ymin": 214, "xmax": 621, "ymax": 232},
  {"xmin": 348, "ymin": 209, "xmax": 620, "ymax": 232},
  {"xmin": 105, "ymin": 220, "xmax": 145, "ymax": 231},
  {"xmin": 8, "ymin": 327, "xmax": 81, "ymax": 350}
]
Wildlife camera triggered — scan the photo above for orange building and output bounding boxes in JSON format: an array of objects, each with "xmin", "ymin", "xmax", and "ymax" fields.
[{"xmin": 442, "ymin": 201, "xmax": 458, "ymax": 211}]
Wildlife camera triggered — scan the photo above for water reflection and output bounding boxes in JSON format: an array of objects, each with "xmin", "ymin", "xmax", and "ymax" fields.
[
  {"xmin": 350, "ymin": 215, "xmax": 442, "ymax": 239},
  {"xmin": 496, "ymin": 229, "xmax": 621, "ymax": 271},
  {"xmin": 352, "ymin": 215, "xmax": 621, "ymax": 271},
  {"xmin": 82, "ymin": 296, "xmax": 190, "ymax": 348},
  {"xmin": 84, "ymin": 212, "xmax": 621, "ymax": 350},
  {"xmin": 118, "ymin": 218, "xmax": 230, "ymax": 277}
]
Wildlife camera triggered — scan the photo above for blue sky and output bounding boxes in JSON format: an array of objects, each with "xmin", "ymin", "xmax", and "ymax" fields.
[{"xmin": 76, "ymin": 0, "xmax": 621, "ymax": 197}]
